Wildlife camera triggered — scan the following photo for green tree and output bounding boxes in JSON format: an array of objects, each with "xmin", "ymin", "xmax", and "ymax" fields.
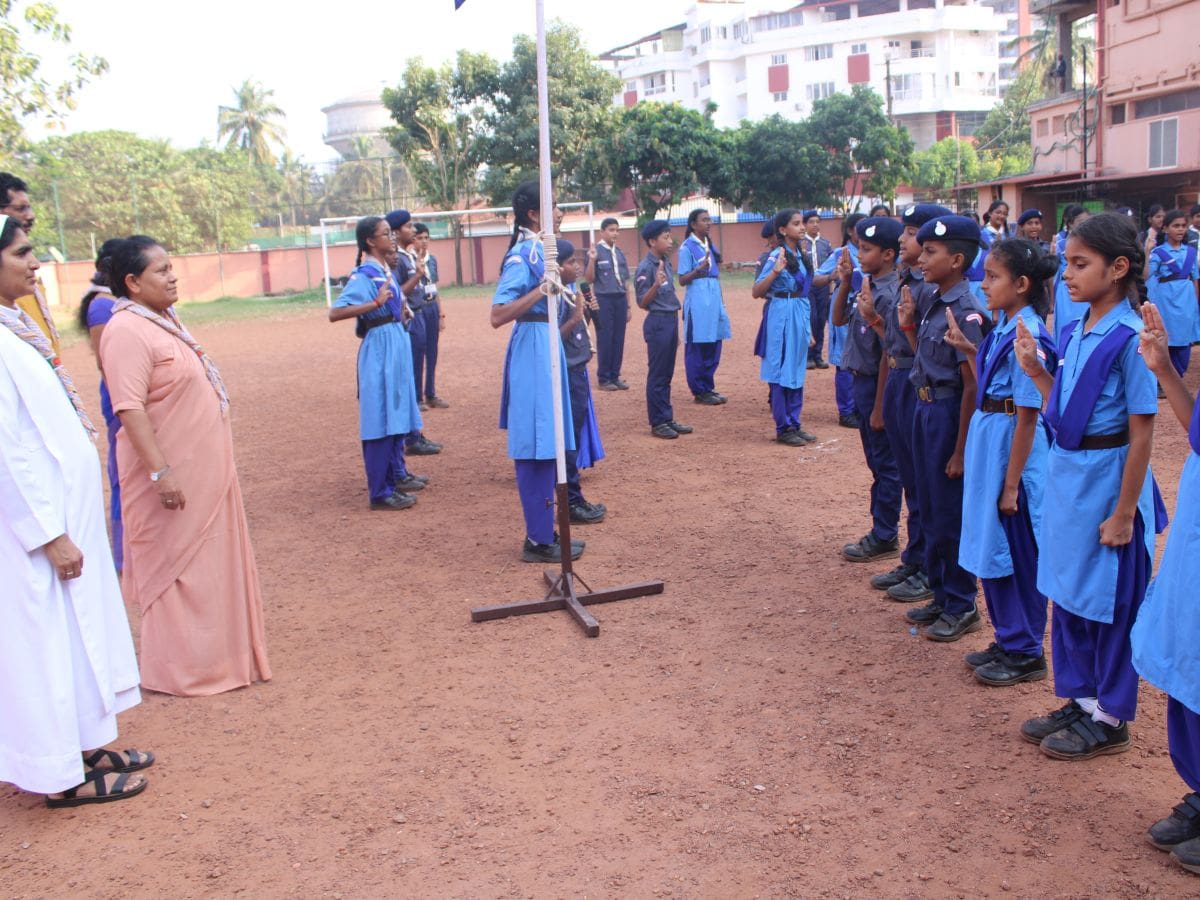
[
  {"xmin": 217, "ymin": 79, "xmax": 287, "ymax": 167},
  {"xmin": 910, "ymin": 137, "xmax": 987, "ymax": 196},
  {"xmin": 0, "ymin": 1, "xmax": 107, "ymax": 147},
  {"xmin": 478, "ymin": 21, "xmax": 621, "ymax": 204},
  {"xmin": 589, "ymin": 102, "xmax": 723, "ymax": 225},
  {"xmin": 383, "ymin": 52, "xmax": 496, "ymax": 284},
  {"xmin": 803, "ymin": 85, "xmax": 913, "ymax": 209},
  {"xmin": 725, "ymin": 116, "xmax": 843, "ymax": 213}
]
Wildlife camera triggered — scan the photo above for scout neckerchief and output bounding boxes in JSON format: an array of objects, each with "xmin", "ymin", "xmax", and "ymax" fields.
[
  {"xmin": 112, "ymin": 299, "xmax": 229, "ymax": 413},
  {"xmin": 1152, "ymin": 243, "xmax": 1197, "ymax": 282},
  {"xmin": 356, "ymin": 258, "xmax": 405, "ymax": 323},
  {"xmin": 684, "ymin": 233, "xmax": 720, "ymax": 277},
  {"xmin": 0, "ymin": 304, "xmax": 96, "ymax": 438},
  {"xmin": 975, "ymin": 312, "xmax": 1056, "ymax": 411}
]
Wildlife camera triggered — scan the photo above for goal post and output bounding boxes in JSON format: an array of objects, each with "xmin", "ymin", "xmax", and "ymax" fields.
[{"xmin": 319, "ymin": 201, "xmax": 595, "ymax": 306}]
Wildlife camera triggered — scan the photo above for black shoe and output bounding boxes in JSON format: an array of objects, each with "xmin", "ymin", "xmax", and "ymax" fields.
[
  {"xmin": 871, "ymin": 562, "xmax": 919, "ymax": 590},
  {"xmin": 777, "ymin": 428, "xmax": 807, "ymax": 446},
  {"xmin": 396, "ymin": 475, "xmax": 426, "ymax": 492},
  {"xmin": 806, "ymin": 358, "xmax": 816, "ymax": 370},
  {"xmin": 599, "ymin": 381, "xmax": 620, "ymax": 392},
  {"xmin": 569, "ymin": 501, "xmax": 606, "ymax": 524},
  {"xmin": 666, "ymin": 420, "xmax": 693, "ymax": 434},
  {"xmin": 1039, "ymin": 716, "xmax": 1130, "ymax": 760},
  {"xmin": 963, "ymin": 641, "xmax": 1002, "ymax": 669},
  {"xmin": 1148, "ymin": 794, "xmax": 1200, "ymax": 851},
  {"xmin": 795, "ymin": 429, "xmax": 818, "ymax": 443},
  {"xmin": 369, "ymin": 492, "xmax": 417, "ymax": 511},
  {"xmin": 905, "ymin": 599, "xmax": 943, "ymax": 625},
  {"xmin": 426, "ymin": 396, "xmax": 450, "ymax": 409},
  {"xmin": 710, "ymin": 392, "xmax": 728, "ymax": 404},
  {"xmin": 1172, "ymin": 835, "xmax": 1200, "ymax": 874},
  {"xmin": 408, "ymin": 437, "xmax": 442, "ymax": 455},
  {"xmin": 888, "ymin": 570, "xmax": 933, "ymax": 602},
  {"xmin": 925, "ymin": 608, "xmax": 982, "ymax": 642},
  {"xmin": 1020, "ymin": 700, "xmax": 1087, "ymax": 744},
  {"xmin": 973, "ymin": 651, "xmax": 1047, "ymax": 686},
  {"xmin": 418, "ymin": 400, "xmax": 429, "ymax": 411},
  {"xmin": 651, "ymin": 423, "xmax": 679, "ymax": 439},
  {"xmin": 614, "ymin": 379, "xmax": 630, "ymax": 390},
  {"xmin": 838, "ymin": 414, "xmax": 861, "ymax": 429},
  {"xmin": 522, "ymin": 537, "xmax": 585, "ymax": 563},
  {"xmin": 815, "ymin": 358, "xmax": 830, "ymax": 369},
  {"xmin": 694, "ymin": 392, "xmax": 723, "ymax": 405},
  {"xmin": 842, "ymin": 533, "xmax": 900, "ymax": 563}
]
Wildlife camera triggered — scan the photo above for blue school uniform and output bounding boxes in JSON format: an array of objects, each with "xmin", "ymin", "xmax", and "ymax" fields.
[
  {"xmin": 1052, "ymin": 230, "xmax": 1089, "ymax": 349},
  {"xmin": 335, "ymin": 260, "xmax": 423, "ymax": 502},
  {"xmin": 801, "ymin": 233, "xmax": 833, "ymax": 362},
  {"xmin": 966, "ymin": 248, "xmax": 988, "ymax": 303},
  {"xmin": 1147, "ymin": 242, "xmax": 1200, "ymax": 373},
  {"xmin": 85, "ymin": 289, "xmax": 123, "ymax": 571},
  {"xmin": 635, "ymin": 251, "xmax": 682, "ymax": 428},
  {"xmin": 818, "ymin": 245, "xmax": 860, "ymax": 417},
  {"xmin": 960, "ymin": 308, "xmax": 1055, "ymax": 657},
  {"xmin": 494, "ymin": 235, "xmax": 576, "ymax": 544},
  {"xmin": 591, "ymin": 241, "xmax": 631, "ymax": 386},
  {"xmin": 909, "ymin": 279, "xmax": 988, "ymax": 616},
  {"xmin": 1039, "ymin": 300, "xmax": 1158, "ymax": 721},
  {"xmin": 559, "ymin": 285, "xmax": 605, "ymax": 506},
  {"xmin": 678, "ymin": 234, "xmax": 731, "ymax": 397},
  {"xmin": 842, "ymin": 270, "xmax": 902, "ymax": 543},
  {"xmin": 752, "ymin": 250, "xmax": 773, "ymax": 358},
  {"xmin": 756, "ymin": 245, "xmax": 812, "ymax": 433},
  {"xmin": 419, "ymin": 253, "xmax": 442, "ymax": 400}
]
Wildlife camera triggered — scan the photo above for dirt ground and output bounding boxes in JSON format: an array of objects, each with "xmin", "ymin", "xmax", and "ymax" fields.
[{"xmin": 3, "ymin": 281, "xmax": 1198, "ymax": 899}]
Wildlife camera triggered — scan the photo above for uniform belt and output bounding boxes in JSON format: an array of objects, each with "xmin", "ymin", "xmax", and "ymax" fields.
[
  {"xmin": 647, "ymin": 309, "xmax": 678, "ymax": 316},
  {"xmin": 771, "ymin": 292, "xmax": 804, "ymax": 300},
  {"xmin": 916, "ymin": 385, "xmax": 961, "ymax": 402},
  {"xmin": 357, "ymin": 313, "xmax": 396, "ymax": 337},
  {"xmin": 888, "ymin": 356, "xmax": 914, "ymax": 370},
  {"xmin": 516, "ymin": 313, "xmax": 549, "ymax": 323},
  {"xmin": 980, "ymin": 396, "xmax": 1017, "ymax": 415},
  {"xmin": 1077, "ymin": 429, "xmax": 1131, "ymax": 450},
  {"xmin": 850, "ymin": 368, "xmax": 878, "ymax": 378}
]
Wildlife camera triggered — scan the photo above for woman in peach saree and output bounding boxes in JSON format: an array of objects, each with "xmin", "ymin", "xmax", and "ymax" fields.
[{"xmin": 99, "ymin": 236, "xmax": 271, "ymax": 696}]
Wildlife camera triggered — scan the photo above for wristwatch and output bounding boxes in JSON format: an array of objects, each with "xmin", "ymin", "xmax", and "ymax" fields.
[{"xmin": 150, "ymin": 465, "xmax": 171, "ymax": 482}]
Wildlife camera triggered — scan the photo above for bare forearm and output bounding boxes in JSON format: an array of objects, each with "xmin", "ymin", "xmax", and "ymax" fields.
[
  {"xmin": 1115, "ymin": 415, "xmax": 1154, "ymax": 519},
  {"xmin": 955, "ymin": 367, "xmax": 976, "ymax": 455},
  {"xmin": 831, "ymin": 278, "xmax": 852, "ymax": 326},
  {"xmin": 116, "ymin": 409, "xmax": 168, "ymax": 473},
  {"xmin": 491, "ymin": 287, "xmax": 544, "ymax": 328}
]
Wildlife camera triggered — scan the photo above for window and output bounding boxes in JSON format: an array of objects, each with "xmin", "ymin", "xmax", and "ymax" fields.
[
  {"xmin": 1109, "ymin": 103, "xmax": 1126, "ymax": 125},
  {"xmin": 1149, "ymin": 118, "xmax": 1178, "ymax": 169},
  {"xmin": 752, "ymin": 11, "xmax": 803, "ymax": 32},
  {"xmin": 890, "ymin": 73, "xmax": 923, "ymax": 98},
  {"xmin": 693, "ymin": 81, "xmax": 699, "ymax": 98},
  {"xmin": 774, "ymin": 91, "xmax": 788, "ymax": 102},
  {"xmin": 954, "ymin": 72, "xmax": 962, "ymax": 87},
  {"xmin": 643, "ymin": 73, "xmax": 667, "ymax": 96},
  {"xmin": 804, "ymin": 44, "xmax": 834, "ymax": 62},
  {"xmin": 1052, "ymin": 114, "xmax": 1065, "ymax": 134},
  {"xmin": 771, "ymin": 53, "xmax": 787, "ymax": 65},
  {"xmin": 700, "ymin": 25, "xmax": 711, "ymax": 43},
  {"xmin": 1134, "ymin": 87, "xmax": 1200, "ymax": 119},
  {"xmin": 806, "ymin": 82, "xmax": 836, "ymax": 101},
  {"xmin": 625, "ymin": 82, "xmax": 636, "ymax": 93},
  {"xmin": 887, "ymin": 40, "xmax": 901, "ymax": 49},
  {"xmin": 1036, "ymin": 118, "xmax": 1049, "ymax": 137},
  {"xmin": 733, "ymin": 21, "xmax": 748, "ymax": 40},
  {"xmin": 717, "ymin": 26, "xmax": 727, "ymax": 40},
  {"xmin": 851, "ymin": 43, "xmax": 867, "ymax": 54}
]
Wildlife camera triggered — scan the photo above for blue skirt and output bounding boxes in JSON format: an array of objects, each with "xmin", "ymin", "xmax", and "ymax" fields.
[
  {"xmin": 760, "ymin": 296, "xmax": 811, "ymax": 389},
  {"xmin": 357, "ymin": 321, "xmax": 422, "ymax": 440},
  {"xmin": 499, "ymin": 321, "xmax": 575, "ymax": 460},
  {"xmin": 683, "ymin": 278, "xmax": 732, "ymax": 344}
]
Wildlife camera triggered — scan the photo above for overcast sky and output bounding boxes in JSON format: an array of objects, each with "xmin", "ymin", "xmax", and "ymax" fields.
[{"xmin": 32, "ymin": 0, "xmax": 720, "ymax": 163}]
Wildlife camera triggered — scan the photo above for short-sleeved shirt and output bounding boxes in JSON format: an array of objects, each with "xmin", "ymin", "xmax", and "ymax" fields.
[
  {"xmin": 560, "ymin": 285, "xmax": 592, "ymax": 369},
  {"xmin": 910, "ymin": 279, "xmax": 987, "ymax": 391},
  {"xmin": 395, "ymin": 249, "xmax": 423, "ymax": 310},
  {"xmin": 591, "ymin": 242, "xmax": 630, "ymax": 295},
  {"xmin": 634, "ymin": 253, "xmax": 680, "ymax": 312},
  {"xmin": 755, "ymin": 247, "xmax": 812, "ymax": 297},
  {"xmin": 335, "ymin": 261, "xmax": 399, "ymax": 329},
  {"xmin": 841, "ymin": 270, "xmax": 896, "ymax": 376},
  {"xmin": 981, "ymin": 308, "xmax": 1045, "ymax": 409}
]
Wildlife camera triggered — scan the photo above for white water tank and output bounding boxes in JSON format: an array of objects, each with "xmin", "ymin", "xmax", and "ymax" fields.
[{"xmin": 321, "ymin": 90, "xmax": 394, "ymax": 158}]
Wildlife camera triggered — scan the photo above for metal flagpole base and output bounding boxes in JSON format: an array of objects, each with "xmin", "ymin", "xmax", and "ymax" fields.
[{"xmin": 471, "ymin": 485, "xmax": 665, "ymax": 637}]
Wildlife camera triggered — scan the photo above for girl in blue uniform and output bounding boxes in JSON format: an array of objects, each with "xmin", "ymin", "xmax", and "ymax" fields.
[
  {"xmin": 490, "ymin": 181, "xmax": 581, "ymax": 563},
  {"xmin": 1013, "ymin": 212, "xmax": 1160, "ymax": 760},
  {"xmin": 813, "ymin": 214, "xmax": 864, "ymax": 428},
  {"xmin": 1144, "ymin": 209, "xmax": 1199, "ymax": 375},
  {"xmin": 678, "ymin": 209, "xmax": 731, "ymax": 405},
  {"xmin": 1051, "ymin": 204, "xmax": 1091, "ymax": 349},
  {"xmin": 752, "ymin": 219, "xmax": 776, "ymax": 363},
  {"xmin": 949, "ymin": 239, "xmax": 1058, "ymax": 685},
  {"xmin": 1131, "ymin": 301, "xmax": 1200, "ymax": 875},
  {"xmin": 897, "ymin": 215, "xmax": 989, "ymax": 642},
  {"xmin": 328, "ymin": 217, "xmax": 426, "ymax": 511},
  {"xmin": 753, "ymin": 209, "xmax": 816, "ymax": 445}
]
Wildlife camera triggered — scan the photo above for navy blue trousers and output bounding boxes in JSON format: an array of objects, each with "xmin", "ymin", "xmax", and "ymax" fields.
[
  {"xmin": 809, "ymin": 286, "xmax": 830, "ymax": 362},
  {"xmin": 565, "ymin": 365, "xmax": 589, "ymax": 506},
  {"xmin": 362, "ymin": 435, "xmax": 409, "ymax": 503},
  {"xmin": 1050, "ymin": 510, "xmax": 1149, "ymax": 722},
  {"xmin": 1170, "ymin": 345, "xmax": 1191, "ymax": 376},
  {"xmin": 422, "ymin": 301, "xmax": 440, "ymax": 399},
  {"xmin": 981, "ymin": 483, "xmax": 1048, "ymax": 658},
  {"xmin": 595, "ymin": 292, "xmax": 628, "ymax": 385},
  {"xmin": 685, "ymin": 341, "xmax": 722, "ymax": 396},
  {"xmin": 835, "ymin": 367, "xmax": 855, "ymax": 417},
  {"xmin": 408, "ymin": 308, "xmax": 428, "ymax": 400},
  {"xmin": 769, "ymin": 385, "xmax": 804, "ymax": 432},
  {"xmin": 1169, "ymin": 698, "xmax": 1200, "ymax": 793},
  {"xmin": 515, "ymin": 459, "xmax": 556, "ymax": 545},
  {"xmin": 852, "ymin": 373, "xmax": 901, "ymax": 542},
  {"xmin": 912, "ymin": 394, "xmax": 977, "ymax": 615},
  {"xmin": 882, "ymin": 367, "xmax": 924, "ymax": 567},
  {"xmin": 643, "ymin": 312, "xmax": 678, "ymax": 427}
]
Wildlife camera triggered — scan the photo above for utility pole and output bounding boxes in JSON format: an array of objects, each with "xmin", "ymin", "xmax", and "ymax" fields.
[
  {"xmin": 1080, "ymin": 51, "xmax": 1088, "ymax": 179},
  {"xmin": 885, "ymin": 55, "xmax": 894, "ymax": 122}
]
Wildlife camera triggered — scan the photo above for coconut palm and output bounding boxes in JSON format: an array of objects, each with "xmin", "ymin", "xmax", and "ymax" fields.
[{"xmin": 218, "ymin": 80, "xmax": 287, "ymax": 167}]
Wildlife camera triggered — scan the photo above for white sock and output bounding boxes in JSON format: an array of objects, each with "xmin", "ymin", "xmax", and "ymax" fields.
[
  {"xmin": 1093, "ymin": 706, "xmax": 1122, "ymax": 728},
  {"xmin": 1075, "ymin": 696, "xmax": 1098, "ymax": 715}
]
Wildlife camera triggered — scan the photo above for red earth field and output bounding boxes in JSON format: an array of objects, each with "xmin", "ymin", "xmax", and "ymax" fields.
[{"xmin": 2, "ymin": 280, "xmax": 1198, "ymax": 898}]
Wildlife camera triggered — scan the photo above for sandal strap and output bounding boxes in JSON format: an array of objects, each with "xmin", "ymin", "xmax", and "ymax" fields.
[
  {"xmin": 82, "ymin": 748, "xmax": 126, "ymax": 770},
  {"xmin": 58, "ymin": 767, "xmax": 109, "ymax": 801},
  {"xmin": 93, "ymin": 771, "xmax": 133, "ymax": 799}
]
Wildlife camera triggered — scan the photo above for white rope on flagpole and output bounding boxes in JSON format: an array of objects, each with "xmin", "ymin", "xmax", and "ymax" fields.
[{"xmin": 536, "ymin": 0, "xmax": 568, "ymax": 486}]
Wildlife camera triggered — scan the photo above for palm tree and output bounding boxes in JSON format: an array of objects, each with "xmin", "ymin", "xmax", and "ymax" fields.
[{"xmin": 218, "ymin": 80, "xmax": 287, "ymax": 167}]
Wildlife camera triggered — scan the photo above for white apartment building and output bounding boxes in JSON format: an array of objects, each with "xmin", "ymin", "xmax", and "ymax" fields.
[{"xmin": 599, "ymin": 0, "xmax": 1009, "ymax": 150}]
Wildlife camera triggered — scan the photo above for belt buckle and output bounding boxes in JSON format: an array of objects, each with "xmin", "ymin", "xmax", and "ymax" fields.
[
  {"xmin": 888, "ymin": 356, "xmax": 897, "ymax": 369},
  {"xmin": 1004, "ymin": 397, "xmax": 1015, "ymax": 415},
  {"xmin": 918, "ymin": 386, "xmax": 931, "ymax": 402}
]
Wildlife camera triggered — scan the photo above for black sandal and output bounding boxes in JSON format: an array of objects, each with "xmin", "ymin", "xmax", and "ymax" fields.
[
  {"xmin": 82, "ymin": 747, "xmax": 155, "ymax": 773},
  {"xmin": 46, "ymin": 769, "xmax": 148, "ymax": 808}
]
